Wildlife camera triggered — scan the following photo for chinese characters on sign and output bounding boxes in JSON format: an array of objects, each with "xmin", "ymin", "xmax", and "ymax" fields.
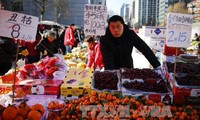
[
  {"xmin": 166, "ymin": 13, "xmax": 193, "ymax": 48},
  {"xmin": 0, "ymin": 10, "xmax": 39, "ymax": 41},
  {"xmin": 84, "ymin": 4, "xmax": 107, "ymax": 36}
]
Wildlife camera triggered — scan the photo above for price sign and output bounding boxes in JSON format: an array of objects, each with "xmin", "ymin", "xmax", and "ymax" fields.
[
  {"xmin": 84, "ymin": 4, "xmax": 107, "ymax": 36},
  {"xmin": 0, "ymin": 10, "xmax": 39, "ymax": 41},
  {"xmin": 166, "ymin": 13, "xmax": 193, "ymax": 48}
]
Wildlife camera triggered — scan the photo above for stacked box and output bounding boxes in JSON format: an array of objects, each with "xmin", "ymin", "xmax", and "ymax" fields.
[
  {"xmin": 163, "ymin": 62, "xmax": 200, "ymax": 105},
  {"xmin": 60, "ymin": 68, "xmax": 93, "ymax": 100},
  {"xmin": 15, "ymin": 79, "xmax": 63, "ymax": 95}
]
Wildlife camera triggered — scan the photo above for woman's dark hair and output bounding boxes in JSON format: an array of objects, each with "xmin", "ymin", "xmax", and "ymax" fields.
[
  {"xmin": 84, "ymin": 36, "xmax": 95, "ymax": 43},
  {"xmin": 108, "ymin": 15, "xmax": 125, "ymax": 25}
]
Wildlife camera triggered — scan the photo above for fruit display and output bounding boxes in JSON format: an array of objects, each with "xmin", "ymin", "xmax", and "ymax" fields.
[
  {"xmin": 121, "ymin": 68, "xmax": 169, "ymax": 93},
  {"xmin": 46, "ymin": 100, "xmax": 65, "ymax": 112},
  {"xmin": 17, "ymin": 56, "xmax": 68, "ymax": 80},
  {"xmin": 64, "ymin": 46, "xmax": 88, "ymax": 68},
  {"xmin": 121, "ymin": 68, "xmax": 162, "ymax": 80},
  {"xmin": 45, "ymin": 91, "xmax": 200, "ymax": 120},
  {"xmin": 166, "ymin": 62, "xmax": 200, "ymax": 74},
  {"xmin": 165, "ymin": 62, "xmax": 200, "ymax": 86},
  {"xmin": 123, "ymin": 79, "xmax": 169, "ymax": 93},
  {"xmin": 175, "ymin": 74, "xmax": 200, "ymax": 86},
  {"xmin": 0, "ymin": 102, "xmax": 44, "ymax": 120},
  {"xmin": 93, "ymin": 71, "xmax": 119, "ymax": 90}
]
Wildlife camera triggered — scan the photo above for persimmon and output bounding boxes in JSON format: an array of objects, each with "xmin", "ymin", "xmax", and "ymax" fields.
[
  {"xmin": 14, "ymin": 115, "xmax": 24, "ymax": 120},
  {"xmin": 18, "ymin": 101, "xmax": 31, "ymax": 112},
  {"xmin": 31, "ymin": 104, "xmax": 45, "ymax": 115},
  {"xmin": 27, "ymin": 110, "xmax": 42, "ymax": 120},
  {"xmin": 17, "ymin": 107, "xmax": 29, "ymax": 119},
  {"xmin": 2, "ymin": 105, "xmax": 18, "ymax": 120}
]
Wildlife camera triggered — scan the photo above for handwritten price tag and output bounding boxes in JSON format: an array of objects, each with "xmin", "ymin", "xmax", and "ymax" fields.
[
  {"xmin": 84, "ymin": 4, "xmax": 107, "ymax": 36},
  {"xmin": 166, "ymin": 13, "xmax": 192, "ymax": 48},
  {"xmin": 0, "ymin": 10, "xmax": 39, "ymax": 41}
]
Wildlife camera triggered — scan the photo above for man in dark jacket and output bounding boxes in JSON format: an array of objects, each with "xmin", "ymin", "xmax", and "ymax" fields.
[
  {"xmin": 100, "ymin": 15, "xmax": 161, "ymax": 70},
  {"xmin": 0, "ymin": 37, "xmax": 17, "ymax": 75}
]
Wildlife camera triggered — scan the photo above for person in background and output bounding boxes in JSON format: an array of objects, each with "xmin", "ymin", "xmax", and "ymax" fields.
[
  {"xmin": 64, "ymin": 24, "xmax": 76, "ymax": 53},
  {"xmin": 22, "ymin": 29, "xmax": 42, "ymax": 64},
  {"xmin": 100, "ymin": 15, "xmax": 160, "ymax": 70},
  {"xmin": 35, "ymin": 30, "xmax": 65, "ymax": 58},
  {"xmin": 84, "ymin": 36, "xmax": 104, "ymax": 70},
  {"xmin": 194, "ymin": 33, "xmax": 200, "ymax": 41},
  {"xmin": 0, "ymin": 37, "xmax": 17, "ymax": 75}
]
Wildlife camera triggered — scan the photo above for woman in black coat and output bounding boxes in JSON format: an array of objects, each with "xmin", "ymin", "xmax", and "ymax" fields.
[
  {"xmin": 0, "ymin": 37, "xmax": 17, "ymax": 75},
  {"xmin": 100, "ymin": 15, "xmax": 160, "ymax": 70},
  {"xmin": 35, "ymin": 30, "xmax": 65, "ymax": 58}
]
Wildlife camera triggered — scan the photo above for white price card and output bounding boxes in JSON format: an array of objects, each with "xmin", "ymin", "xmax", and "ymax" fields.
[
  {"xmin": 84, "ymin": 4, "xmax": 107, "ymax": 36},
  {"xmin": 166, "ymin": 13, "xmax": 193, "ymax": 48},
  {"xmin": 0, "ymin": 10, "xmax": 39, "ymax": 41}
]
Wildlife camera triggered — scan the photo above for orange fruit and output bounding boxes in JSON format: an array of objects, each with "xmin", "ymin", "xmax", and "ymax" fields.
[
  {"xmin": 14, "ymin": 115, "xmax": 24, "ymax": 120},
  {"xmin": 31, "ymin": 104, "xmax": 44, "ymax": 115},
  {"xmin": 27, "ymin": 110, "xmax": 42, "ymax": 120},
  {"xmin": 2, "ymin": 105, "xmax": 18, "ymax": 120},
  {"xmin": 18, "ymin": 101, "xmax": 31, "ymax": 112},
  {"xmin": 17, "ymin": 107, "xmax": 29, "ymax": 119}
]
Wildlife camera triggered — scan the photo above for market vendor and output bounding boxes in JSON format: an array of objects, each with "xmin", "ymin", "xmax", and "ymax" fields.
[
  {"xmin": 100, "ymin": 15, "xmax": 161, "ymax": 70},
  {"xmin": 35, "ymin": 30, "xmax": 65, "ymax": 58},
  {"xmin": 0, "ymin": 37, "xmax": 17, "ymax": 75}
]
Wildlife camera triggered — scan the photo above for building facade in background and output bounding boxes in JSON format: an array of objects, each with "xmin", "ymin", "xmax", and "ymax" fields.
[
  {"xmin": 0, "ymin": 0, "xmax": 106, "ymax": 27},
  {"xmin": 120, "ymin": 3, "xmax": 130, "ymax": 23}
]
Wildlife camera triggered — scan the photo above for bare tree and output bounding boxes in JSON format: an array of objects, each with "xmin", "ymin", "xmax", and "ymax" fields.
[
  {"xmin": 32, "ymin": 0, "xmax": 68, "ymax": 21},
  {"xmin": 54, "ymin": 0, "xmax": 68, "ymax": 23},
  {"xmin": 161, "ymin": 2, "xmax": 189, "ymax": 26},
  {"xmin": 32, "ymin": 0, "xmax": 51, "ymax": 21}
]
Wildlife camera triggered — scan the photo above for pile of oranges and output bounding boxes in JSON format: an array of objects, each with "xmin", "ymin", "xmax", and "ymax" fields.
[
  {"xmin": 47, "ymin": 100, "xmax": 65, "ymax": 110},
  {"xmin": 47, "ymin": 91, "xmax": 200, "ymax": 120},
  {"xmin": 0, "ymin": 102, "xmax": 44, "ymax": 120}
]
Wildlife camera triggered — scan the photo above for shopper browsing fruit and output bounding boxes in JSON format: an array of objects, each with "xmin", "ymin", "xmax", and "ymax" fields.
[
  {"xmin": 100, "ymin": 15, "xmax": 160, "ymax": 70},
  {"xmin": 85, "ymin": 36, "xmax": 104, "ymax": 70}
]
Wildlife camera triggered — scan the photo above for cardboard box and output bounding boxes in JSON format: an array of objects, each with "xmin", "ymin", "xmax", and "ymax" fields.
[
  {"xmin": 60, "ymin": 79, "xmax": 91, "ymax": 97},
  {"xmin": 61, "ymin": 68, "xmax": 93, "ymax": 98},
  {"xmin": 15, "ymin": 79, "xmax": 63, "ymax": 95},
  {"xmin": 1, "ymin": 72, "xmax": 19, "ymax": 84},
  {"xmin": 0, "ymin": 83, "xmax": 12, "ymax": 95},
  {"xmin": 168, "ymin": 73, "xmax": 200, "ymax": 105}
]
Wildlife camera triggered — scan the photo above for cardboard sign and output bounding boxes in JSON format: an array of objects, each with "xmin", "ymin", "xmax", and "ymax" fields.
[
  {"xmin": 0, "ymin": 10, "xmax": 39, "ymax": 41},
  {"xmin": 166, "ymin": 13, "xmax": 193, "ymax": 48},
  {"xmin": 84, "ymin": 4, "xmax": 107, "ymax": 36}
]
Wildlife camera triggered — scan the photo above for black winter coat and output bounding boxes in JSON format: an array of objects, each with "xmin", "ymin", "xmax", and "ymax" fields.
[
  {"xmin": 35, "ymin": 37, "xmax": 65, "ymax": 57},
  {"xmin": 100, "ymin": 25, "xmax": 161, "ymax": 70}
]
